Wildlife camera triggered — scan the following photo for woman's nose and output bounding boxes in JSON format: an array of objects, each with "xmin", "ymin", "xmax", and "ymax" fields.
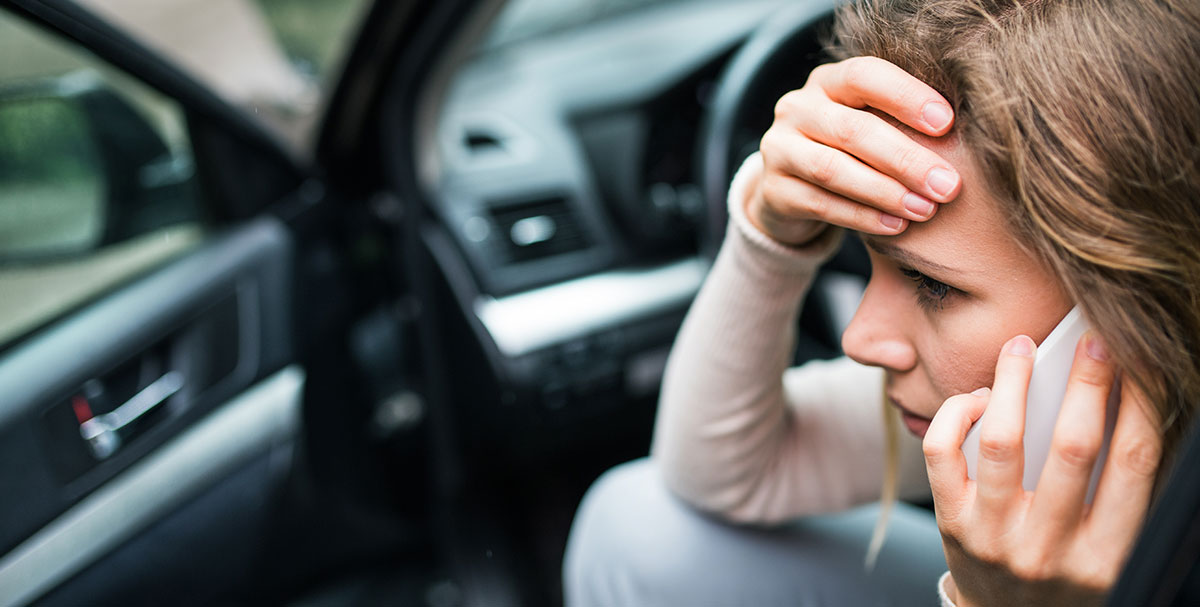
[{"xmin": 840, "ymin": 278, "xmax": 918, "ymax": 373}]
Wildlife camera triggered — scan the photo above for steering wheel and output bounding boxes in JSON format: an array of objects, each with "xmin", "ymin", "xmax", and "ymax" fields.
[
  {"xmin": 697, "ymin": 2, "xmax": 837, "ymax": 257},
  {"xmin": 695, "ymin": 2, "xmax": 869, "ymax": 360}
]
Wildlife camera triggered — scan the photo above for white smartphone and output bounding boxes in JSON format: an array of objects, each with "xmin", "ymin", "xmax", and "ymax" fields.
[{"xmin": 961, "ymin": 307, "xmax": 1120, "ymax": 503}]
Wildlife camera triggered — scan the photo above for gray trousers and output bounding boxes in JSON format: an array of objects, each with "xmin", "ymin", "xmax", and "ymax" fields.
[{"xmin": 563, "ymin": 459, "xmax": 948, "ymax": 606}]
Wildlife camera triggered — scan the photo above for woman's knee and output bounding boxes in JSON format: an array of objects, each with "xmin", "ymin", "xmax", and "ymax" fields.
[
  {"xmin": 563, "ymin": 458, "xmax": 698, "ymax": 606},
  {"xmin": 564, "ymin": 460, "xmax": 950, "ymax": 606}
]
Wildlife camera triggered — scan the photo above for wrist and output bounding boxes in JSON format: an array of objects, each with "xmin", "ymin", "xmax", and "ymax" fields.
[
  {"xmin": 725, "ymin": 152, "xmax": 845, "ymax": 275},
  {"xmin": 743, "ymin": 169, "xmax": 827, "ymax": 247}
]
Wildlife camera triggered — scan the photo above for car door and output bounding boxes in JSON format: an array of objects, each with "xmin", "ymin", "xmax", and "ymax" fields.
[{"xmin": 0, "ymin": 1, "xmax": 326, "ymax": 604}]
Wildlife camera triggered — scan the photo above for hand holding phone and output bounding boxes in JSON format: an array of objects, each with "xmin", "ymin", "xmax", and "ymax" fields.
[
  {"xmin": 928, "ymin": 312, "xmax": 1160, "ymax": 604},
  {"xmin": 960, "ymin": 307, "xmax": 1120, "ymax": 503}
]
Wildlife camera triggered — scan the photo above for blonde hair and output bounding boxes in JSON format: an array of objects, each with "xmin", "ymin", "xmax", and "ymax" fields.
[
  {"xmin": 831, "ymin": 0, "xmax": 1200, "ymax": 564},
  {"xmin": 866, "ymin": 392, "xmax": 900, "ymax": 570}
]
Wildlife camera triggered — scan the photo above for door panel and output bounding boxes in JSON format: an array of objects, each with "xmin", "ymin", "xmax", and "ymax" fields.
[
  {"xmin": 33, "ymin": 441, "xmax": 294, "ymax": 607},
  {"xmin": 0, "ymin": 217, "xmax": 298, "ymax": 605}
]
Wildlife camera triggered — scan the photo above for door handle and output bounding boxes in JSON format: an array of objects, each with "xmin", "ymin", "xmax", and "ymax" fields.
[{"xmin": 79, "ymin": 371, "xmax": 184, "ymax": 459}]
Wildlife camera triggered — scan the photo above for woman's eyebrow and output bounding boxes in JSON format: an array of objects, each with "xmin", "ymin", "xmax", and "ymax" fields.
[{"xmin": 861, "ymin": 236, "xmax": 962, "ymax": 275}]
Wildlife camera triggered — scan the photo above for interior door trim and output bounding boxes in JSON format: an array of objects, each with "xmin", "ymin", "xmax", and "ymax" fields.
[
  {"xmin": 0, "ymin": 366, "xmax": 304, "ymax": 607},
  {"xmin": 0, "ymin": 218, "xmax": 291, "ymax": 431}
]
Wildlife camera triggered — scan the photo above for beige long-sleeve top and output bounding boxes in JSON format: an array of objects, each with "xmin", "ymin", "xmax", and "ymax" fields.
[{"xmin": 652, "ymin": 152, "xmax": 931, "ymax": 524}]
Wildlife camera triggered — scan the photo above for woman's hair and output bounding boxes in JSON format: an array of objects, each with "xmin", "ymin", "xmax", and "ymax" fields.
[{"xmin": 831, "ymin": 0, "xmax": 1200, "ymax": 466}]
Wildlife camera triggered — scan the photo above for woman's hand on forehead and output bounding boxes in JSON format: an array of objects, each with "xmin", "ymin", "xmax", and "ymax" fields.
[{"xmin": 747, "ymin": 56, "xmax": 962, "ymax": 246}]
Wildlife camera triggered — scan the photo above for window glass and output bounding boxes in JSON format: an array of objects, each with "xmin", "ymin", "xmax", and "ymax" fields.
[
  {"xmin": 252, "ymin": 0, "xmax": 369, "ymax": 79},
  {"xmin": 0, "ymin": 96, "xmax": 105, "ymax": 255},
  {"xmin": 74, "ymin": 0, "xmax": 371, "ymax": 150},
  {"xmin": 0, "ymin": 11, "xmax": 204, "ymax": 347},
  {"xmin": 486, "ymin": 0, "xmax": 696, "ymax": 47}
]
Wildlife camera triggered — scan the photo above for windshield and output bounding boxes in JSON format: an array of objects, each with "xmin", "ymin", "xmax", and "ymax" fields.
[
  {"xmin": 73, "ymin": 0, "xmax": 370, "ymax": 153},
  {"xmin": 486, "ymin": 0, "xmax": 700, "ymax": 48}
]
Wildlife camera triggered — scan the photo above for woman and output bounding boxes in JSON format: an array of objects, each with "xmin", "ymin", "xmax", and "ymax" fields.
[{"xmin": 564, "ymin": 0, "xmax": 1200, "ymax": 605}]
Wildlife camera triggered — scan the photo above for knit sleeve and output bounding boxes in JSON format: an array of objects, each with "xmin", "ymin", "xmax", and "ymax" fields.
[
  {"xmin": 652, "ymin": 152, "xmax": 929, "ymax": 523},
  {"xmin": 938, "ymin": 572, "xmax": 956, "ymax": 607}
]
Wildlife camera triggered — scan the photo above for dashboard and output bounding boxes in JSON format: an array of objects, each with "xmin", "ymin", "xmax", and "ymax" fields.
[{"xmin": 419, "ymin": 0, "xmax": 847, "ymax": 444}]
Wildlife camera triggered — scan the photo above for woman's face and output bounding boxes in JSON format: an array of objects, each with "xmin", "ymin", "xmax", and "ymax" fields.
[{"xmin": 840, "ymin": 132, "xmax": 1073, "ymax": 437}]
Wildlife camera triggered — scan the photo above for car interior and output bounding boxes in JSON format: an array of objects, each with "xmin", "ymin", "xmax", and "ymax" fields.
[{"xmin": 0, "ymin": 0, "xmax": 1197, "ymax": 606}]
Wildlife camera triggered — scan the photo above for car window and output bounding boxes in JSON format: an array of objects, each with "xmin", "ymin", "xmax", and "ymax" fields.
[
  {"xmin": 0, "ymin": 10, "xmax": 204, "ymax": 348},
  {"xmin": 73, "ymin": 0, "xmax": 371, "ymax": 151}
]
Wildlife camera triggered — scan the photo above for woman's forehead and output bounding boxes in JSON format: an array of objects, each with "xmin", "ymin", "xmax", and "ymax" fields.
[
  {"xmin": 879, "ymin": 132, "xmax": 1031, "ymax": 282},
  {"xmin": 861, "ymin": 111, "xmax": 1040, "ymax": 285}
]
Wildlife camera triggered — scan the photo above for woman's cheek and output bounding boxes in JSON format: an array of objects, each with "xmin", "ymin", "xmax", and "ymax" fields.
[{"xmin": 921, "ymin": 340, "xmax": 997, "ymax": 412}]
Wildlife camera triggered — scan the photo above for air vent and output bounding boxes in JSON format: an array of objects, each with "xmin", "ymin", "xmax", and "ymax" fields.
[
  {"xmin": 464, "ymin": 129, "xmax": 504, "ymax": 153},
  {"xmin": 487, "ymin": 196, "xmax": 591, "ymax": 264}
]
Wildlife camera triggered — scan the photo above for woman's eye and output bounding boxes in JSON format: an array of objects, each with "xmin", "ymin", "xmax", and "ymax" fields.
[{"xmin": 899, "ymin": 267, "xmax": 955, "ymax": 310}]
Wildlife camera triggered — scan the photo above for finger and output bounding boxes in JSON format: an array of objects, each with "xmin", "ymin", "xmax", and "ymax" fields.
[
  {"xmin": 1028, "ymin": 332, "xmax": 1115, "ymax": 537},
  {"xmin": 1087, "ymin": 379, "xmax": 1162, "ymax": 550},
  {"xmin": 923, "ymin": 389, "xmax": 991, "ymax": 513},
  {"xmin": 758, "ymin": 171, "xmax": 908, "ymax": 235},
  {"xmin": 763, "ymin": 131, "xmax": 938, "ymax": 222},
  {"xmin": 810, "ymin": 56, "xmax": 956, "ymax": 136},
  {"xmin": 975, "ymin": 335, "xmax": 1037, "ymax": 509},
  {"xmin": 789, "ymin": 100, "xmax": 960, "ymax": 203}
]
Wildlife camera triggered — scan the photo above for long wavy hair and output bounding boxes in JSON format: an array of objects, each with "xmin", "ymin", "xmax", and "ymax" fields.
[
  {"xmin": 829, "ymin": 0, "xmax": 1200, "ymax": 565},
  {"xmin": 835, "ymin": 0, "xmax": 1200, "ymax": 466}
]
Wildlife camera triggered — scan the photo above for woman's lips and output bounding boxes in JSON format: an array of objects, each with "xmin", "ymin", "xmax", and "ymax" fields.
[{"xmin": 888, "ymin": 396, "xmax": 933, "ymax": 438}]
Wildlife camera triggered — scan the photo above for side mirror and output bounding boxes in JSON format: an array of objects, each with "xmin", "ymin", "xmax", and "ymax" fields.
[{"xmin": 0, "ymin": 71, "xmax": 198, "ymax": 261}]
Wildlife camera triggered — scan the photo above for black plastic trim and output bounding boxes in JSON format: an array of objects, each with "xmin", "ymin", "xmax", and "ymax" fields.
[{"xmin": 316, "ymin": 1, "xmax": 419, "ymax": 173}]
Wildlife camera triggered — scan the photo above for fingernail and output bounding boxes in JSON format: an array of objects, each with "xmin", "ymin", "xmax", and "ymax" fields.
[
  {"xmin": 902, "ymin": 192, "xmax": 936, "ymax": 218},
  {"xmin": 971, "ymin": 387, "xmax": 991, "ymax": 396},
  {"xmin": 1006, "ymin": 335, "xmax": 1035, "ymax": 357},
  {"xmin": 922, "ymin": 101, "xmax": 953, "ymax": 131},
  {"xmin": 926, "ymin": 168, "xmax": 958, "ymax": 198},
  {"xmin": 1086, "ymin": 332, "xmax": 1109, "ymax": 361},
  {"xmin": 880, "ymin": 213, "xmax": 904, "ymax": 230}
]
